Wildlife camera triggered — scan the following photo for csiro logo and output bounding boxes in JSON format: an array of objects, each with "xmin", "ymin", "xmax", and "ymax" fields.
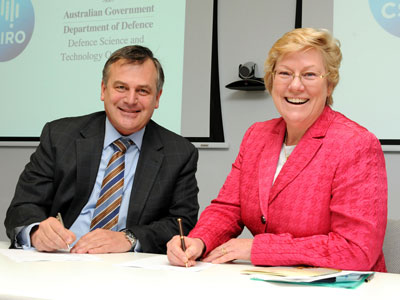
[
  {"xmin": 0, "ymin": 0, "xmax": 34, "ymax": 62},
  {"xmin": 369, "ymin": 0, "xmax": 400, "ymax": 37}
]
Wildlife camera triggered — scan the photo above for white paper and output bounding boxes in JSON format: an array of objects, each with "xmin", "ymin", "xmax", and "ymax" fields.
[
  {"xmin": 117, "ymin": 255, "xmax": 213, "ymax": 272},
  {"xmin": 0, "ymin": 248, "xmax": 101, "ymax": 263}
]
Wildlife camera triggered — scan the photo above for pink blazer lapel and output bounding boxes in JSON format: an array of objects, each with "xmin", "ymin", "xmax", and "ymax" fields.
[
  {"xmin": 269, "ymin": 106, "xmax": 335, "ymax": 204},
  {"xmin": 270, "ymin": 137, "xmax": 322, "ymax": 203},
  {"xmin": 258, "ymin": 120, "xmax": 286, "ymax": 214}
]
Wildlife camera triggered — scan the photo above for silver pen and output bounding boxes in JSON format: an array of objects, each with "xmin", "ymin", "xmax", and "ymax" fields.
[
  {"xmin": 56, "ymin": 213, "xmax": 71, "ymax": 250},
  {"xmin": 56, "ymin": 212, "xmax": 64, "ymax": 226}
]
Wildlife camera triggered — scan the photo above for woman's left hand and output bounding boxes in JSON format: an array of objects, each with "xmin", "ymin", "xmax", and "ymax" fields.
[{"xmin": 202, "ymin": 238, "xmax": 253, "ymax": 264}]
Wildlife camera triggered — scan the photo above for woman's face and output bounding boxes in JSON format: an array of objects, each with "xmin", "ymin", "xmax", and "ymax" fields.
[{"xmin": 271, "ymin": 48, "xmax": 332, "ymax": 132}]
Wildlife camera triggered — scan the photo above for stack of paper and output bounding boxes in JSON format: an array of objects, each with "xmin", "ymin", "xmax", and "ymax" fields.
[{"xmin": 241, "ymin": 266, "xmax": 373, "ymax": 289}]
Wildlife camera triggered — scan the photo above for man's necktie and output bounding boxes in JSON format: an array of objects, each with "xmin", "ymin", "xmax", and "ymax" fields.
[{"xmin": 90, "ymin": 137, "xmax": 133, "ymax": 231}]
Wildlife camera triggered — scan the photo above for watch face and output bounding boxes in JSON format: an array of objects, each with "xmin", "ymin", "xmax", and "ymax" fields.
[
  {"xmin": 127, "ymin": 232, "xmax": 134, "ymax": 241},
  {"xmin": 124, "ymin": 230, "xmax": 137, "ymax": 248}
]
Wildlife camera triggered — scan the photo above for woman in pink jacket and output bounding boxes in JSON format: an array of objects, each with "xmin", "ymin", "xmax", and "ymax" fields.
[{"xmin": 167, "ymin": 28, "xmax": 387, "ymax": 271}]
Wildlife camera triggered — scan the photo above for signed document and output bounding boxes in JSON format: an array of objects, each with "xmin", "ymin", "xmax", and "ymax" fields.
[{"xmin": 117, "ymin": 255, "xmax": 213, "ymax": 272}]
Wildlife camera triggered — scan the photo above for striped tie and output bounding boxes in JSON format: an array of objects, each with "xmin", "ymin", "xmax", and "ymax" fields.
[{"xmin": 90, "ymin": 137, "xmax": 133, "ymax": 231}]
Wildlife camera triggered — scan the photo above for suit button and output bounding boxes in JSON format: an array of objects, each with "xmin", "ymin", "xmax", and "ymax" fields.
[{"xmin": 261, "ymin": 215, "xmax": 266, "ymax": 224}]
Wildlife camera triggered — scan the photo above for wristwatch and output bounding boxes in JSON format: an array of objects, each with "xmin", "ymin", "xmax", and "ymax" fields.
[{"xmin": 120, "ymin": 229, "xmax": 137, "ymax": 251}]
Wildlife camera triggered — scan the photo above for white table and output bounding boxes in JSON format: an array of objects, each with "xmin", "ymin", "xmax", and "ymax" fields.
[{"xmin": 0, "ymin": 241, "xmax": 399, "ymax": 300}]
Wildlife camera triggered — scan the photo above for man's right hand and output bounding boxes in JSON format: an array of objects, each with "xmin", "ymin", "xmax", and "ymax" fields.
[{"xmin": 31, "ymin": 217, "xmax": 76, "ymax": 252}]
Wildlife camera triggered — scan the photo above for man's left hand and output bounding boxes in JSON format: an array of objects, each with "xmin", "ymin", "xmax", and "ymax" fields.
[{"xmin": 71, "ymin": 229, "xmax": 131, "ymax": 254}]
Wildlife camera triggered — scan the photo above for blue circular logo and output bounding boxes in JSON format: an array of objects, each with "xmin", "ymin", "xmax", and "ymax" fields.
[
  {"xmin": 0, "ymin": 0, "xmax": 35, "ymax": 62},
  {"xmin": 369, "ymin": 0, "xmax": 400, "ymax": 37}
]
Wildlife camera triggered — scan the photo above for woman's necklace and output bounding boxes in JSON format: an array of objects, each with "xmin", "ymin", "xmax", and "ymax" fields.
[
  {"xmin": 283, "ymin": 144, "xmax": 290, "ymax": 161},
  {"xmin": 283, "ymin": 133, "xmax": 295, "ymax": 161},
  {"xmin": 283, "ymin": 138, "xmax": 290, "ymax": 161}
]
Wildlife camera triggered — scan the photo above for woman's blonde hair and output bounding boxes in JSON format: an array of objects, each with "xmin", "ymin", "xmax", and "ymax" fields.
[{"xmin": 264, "ymin": 28, "xmax": 342, "ymax": 106}]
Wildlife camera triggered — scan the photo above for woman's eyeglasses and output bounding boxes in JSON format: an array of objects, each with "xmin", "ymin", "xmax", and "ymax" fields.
[{"xmin": 273, "ymin": 70, "xmax": 330, "ymax": 85}]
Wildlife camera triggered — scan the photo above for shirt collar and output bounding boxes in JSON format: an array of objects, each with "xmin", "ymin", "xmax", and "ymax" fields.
[{"xmin": 104, "ymin": 117, "xmax": 145, "ymax": 151}]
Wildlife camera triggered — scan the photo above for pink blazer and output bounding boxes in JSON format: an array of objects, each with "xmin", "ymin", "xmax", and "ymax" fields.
[{"xmin": 190, "ymin": 106, "xmax": 387, "ymax": 271}]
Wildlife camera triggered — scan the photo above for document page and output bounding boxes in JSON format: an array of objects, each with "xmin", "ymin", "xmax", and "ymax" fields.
[
  {"xmin": 117, "ymin": 255, "xmax": 213, "ymax": 272},
  {"xmin": 0, "ymin": 248, "xmax": 101, "ymax": 262}
]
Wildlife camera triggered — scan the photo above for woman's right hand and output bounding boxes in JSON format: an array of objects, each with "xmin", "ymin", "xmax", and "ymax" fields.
[{"xmin": 167, "ymin": 235, "xmax": 205, "ymax": 267}]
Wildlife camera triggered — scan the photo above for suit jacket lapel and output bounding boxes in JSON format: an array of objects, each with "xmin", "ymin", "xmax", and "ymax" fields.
[
  {"xmin": 127, "ymin": 120, "xmax": 164, "ymax": 225},
  {"xmin": 67, "ymin": 113, "xmax": 105, "ymax": 225},
  {"xmin": 269, "ymin": 106, "xmax": 335, "ymax": 204}
]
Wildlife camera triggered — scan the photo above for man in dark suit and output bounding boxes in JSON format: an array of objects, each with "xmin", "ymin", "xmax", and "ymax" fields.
[{"xmin": 4, "ymin": 45, "xmax": 199, "ymax": 254}]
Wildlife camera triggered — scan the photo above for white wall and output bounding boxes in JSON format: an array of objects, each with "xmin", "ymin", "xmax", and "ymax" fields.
[{"xmin": 1, "ymin": 0, "xmax": 399, "ymax": 242}]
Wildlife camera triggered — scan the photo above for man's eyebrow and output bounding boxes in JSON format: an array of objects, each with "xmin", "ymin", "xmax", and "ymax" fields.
[
  {"xmin": 111, "ymin": 81, "xmax": 153, "ymax": 91},
  {"xmin": 136, "ymin": 84, "xmax": 153, "ymax": 90},
  {"xmin": 112, "ymin": 80, "xmax": 127, "ymax": 86}
]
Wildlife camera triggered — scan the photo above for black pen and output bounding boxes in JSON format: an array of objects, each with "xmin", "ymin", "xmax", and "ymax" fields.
[
  {"xmin": 177, "ymin": 218, "xmax": 188, "ymax": 267},
  {"xmin": 56, "ymin": 213, "xmax": 71, "ymax": 250}
]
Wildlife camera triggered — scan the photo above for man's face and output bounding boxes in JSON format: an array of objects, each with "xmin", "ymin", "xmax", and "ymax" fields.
[{"xmin": 101, "ymin": 58, "xmax": 162, "ymax": 135}]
